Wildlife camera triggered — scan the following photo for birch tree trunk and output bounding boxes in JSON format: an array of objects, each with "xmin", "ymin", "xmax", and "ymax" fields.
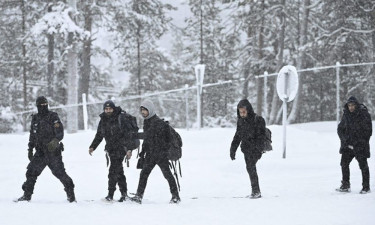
[
  {"xmin": 269, "ymin": 0, "xmax": 286, "ymax": 125},
  {"xmin": 288, "ymin": 0, "xmax": 310, "ymax": 123},
  {"xmin": 67, "ymin": 0, "xmax": 78, "ymax": 133},
  {"xmin": 21, "ymin": 0, "xmax": 27, "ymax": 131},
  {"xmin": 47, "ymin": 4, "xmax": 54, "ymax": 97},
  {"xmin": 256, "ymin": 0, "xmax": 265, "ymax": 116},
  {"xmin": 78, "ymin": 0, "xmax": 92, "ymax": 130}
]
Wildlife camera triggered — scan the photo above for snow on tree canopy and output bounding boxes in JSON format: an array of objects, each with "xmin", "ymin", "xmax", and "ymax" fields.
[{"xmin": 31, "ymin": 2, "xmax": 89, "ymax": 40}]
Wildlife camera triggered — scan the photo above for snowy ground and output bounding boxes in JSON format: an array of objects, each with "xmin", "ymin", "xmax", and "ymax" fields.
[{"xmin": 0, "ymin": 121, "xmax": 374, "ymax": 225}]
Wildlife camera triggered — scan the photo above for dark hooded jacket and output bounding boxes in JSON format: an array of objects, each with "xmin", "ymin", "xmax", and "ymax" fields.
[
  {"xmin": 139, "ymin": 100, "xmax": 171, "ymax": 160},
  {"xmin": 90, "ymin": 106, "xmax": 132, "ymax": 154},
  {"xmin": 230, "ymin": 99, "xmax": 266, "ymax": 156},
  {"xmin": 338, "ymin": 96, "xmax": 372, "ymax": 158},
  {"xmin": 141, "ymin": 115, "xmax": 171, "ymax": 160}
]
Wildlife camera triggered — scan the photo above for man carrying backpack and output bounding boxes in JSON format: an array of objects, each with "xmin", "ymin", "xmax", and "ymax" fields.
[
  {"xmin": 89, "ymin": 100, "xmax": 138, "ymax": 202},
  {"xmin": 130, "ymin": 99, "xmax": 180, "ymax": 204},
  {"xmin": 337, "ymin": 96, "xmax": 372, "ymax": 194},
  {"xmin": 230, "ymin": 99, "xmax": 266, "ymax": 199}
]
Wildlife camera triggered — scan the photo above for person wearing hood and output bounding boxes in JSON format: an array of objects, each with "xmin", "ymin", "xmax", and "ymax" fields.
[
  {"xmin": 89, "ymin": 100, "xmax": 136, "ymax": 202},
  {"xmin": 130, "ymin": 99, "xmax": 180, "ymax": 204},
  {"xmin": 230, "ymin": 99, "xmax": 266, "ymax": 198},
  {"xmin": 17, "ymin": 96, "xmax": 75, "ymax": 202},
  {"xmin": 337, "ymin": 96, "xmax": 372, "ymax": 194}
]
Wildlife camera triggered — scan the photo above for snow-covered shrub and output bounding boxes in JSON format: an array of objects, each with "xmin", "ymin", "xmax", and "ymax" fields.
[
  {"xmin": 0, "ymin": 107, "xmax": 20, "ymax": 133},
  {"xmin": 204, "ymin": 115, "xmax": 236, "ymax": 128}
]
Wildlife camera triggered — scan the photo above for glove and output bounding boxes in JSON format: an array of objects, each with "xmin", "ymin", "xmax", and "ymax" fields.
[
  {"xmin": 28, "ymin": 149, "xmax": 33, "ymax": 161},
  {"xmin": 47, "ymin": 138, "xmax": 60, "ymax": 152},
  {"xmin": 230, "ymin": 151, "xmax": 236, "ymax": 160}
]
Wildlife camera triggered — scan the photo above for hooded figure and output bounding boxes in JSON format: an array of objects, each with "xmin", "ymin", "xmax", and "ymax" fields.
[
  {"xmin": 89, "ymin": 100, "xmax": 135, "ymax": 202},
  {"xmin": 337, "ymin": 96, "xmax": 372, "ymax": 194},
  {"xmin": 230, "ymin": 99, "xmax": 266, "ymax": 198},
  {"xmin": 130, "ymin": 99, "xmax": 180, "ymax": 204},
  {"xmin": 36, "ymin": 96, "xmax": 49, "ymax": 115}
]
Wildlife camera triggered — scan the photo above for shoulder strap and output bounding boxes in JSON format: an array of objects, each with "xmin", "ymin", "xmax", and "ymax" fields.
[
  {"xmin": 118, "ymin": 113, "xmax": 122, "ymax": 131},
  {"xmin": 118, "ymin": 111, "xmax": 128, "ymax": 132}
]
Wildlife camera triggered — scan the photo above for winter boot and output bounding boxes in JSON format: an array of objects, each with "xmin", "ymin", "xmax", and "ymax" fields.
[
  {"xmin": 17, "ymin": 194, "xmax": 31, "ymax": 202},
  {"xmin": 118, "ymin": 192, "xmax": 130, "ymax": 202},
  {"xmin": 130, "ymin": 194, "xmax": 142, "ymax": 204},
  {"xmin": 170, "ymin": 194, "xmax": 181, "ymax": 204},
  {"xmin": 65, "ymin": 188, "xmax": 76, "ymax": 203},
  {"xmin": 103, "ymin": 191, "xmax": 114, "ymax": 202},
  {"xmin": 336, "ymin": 181, "xmax": 351, "ymax": 192},
  {"xmin": 104, "ymin": 195, "xmax": 114, "ymax": 202},
  {"xmin": 250, "ymin": 190, "xmax": 262, "ymax": 199},
  {"xmin": 360, "ymin": 187, "xmax": 371, "ymax": 194},
  {"xmin": 66, "ymin": 190, "xmax": 77, "ymax": 203}
]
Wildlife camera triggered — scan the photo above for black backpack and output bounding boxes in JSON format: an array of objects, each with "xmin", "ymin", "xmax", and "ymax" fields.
[
  {"xmin": 119, "ymin": 111, "xmax": 140, "ymax": 151},
  {"xmin": 255, "ymin": 115, "xmax": 273, "ymax": 152},
  {"xmin": 164, "ymin": 120, "xmax": 183, "ymax": 191},
  {"xmin": 165, "ymin": 121, "xmax": 183, "ymax": 161}
]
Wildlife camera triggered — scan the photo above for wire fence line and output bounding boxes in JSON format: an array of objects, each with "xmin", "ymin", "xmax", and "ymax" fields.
[{"xmin": 12, "ymin": 61, "xmax": 375, "ymax": 131}]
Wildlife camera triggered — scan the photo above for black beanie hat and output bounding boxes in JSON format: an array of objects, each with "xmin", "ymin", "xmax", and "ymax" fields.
[
  {"xmin": 346, "ymin": 96, "xmax": 358, "ymax": 104},
  {"xmin": 36, "ymin": 96, "xmax": 48, "ymax": 106},
  {"xmin": 103, "ymin": 100, "xmax": 115, "ymax": 110}
]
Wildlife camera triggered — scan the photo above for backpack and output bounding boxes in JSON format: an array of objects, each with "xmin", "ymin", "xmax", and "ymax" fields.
[
  {"xmin": 164, "ymin": 120, "xmax": 183, "ymax": 192},
  {"xmin": 165, "ymin": 121, "xmax": 183, "ymax": 161},
  {"xmin": 119, "ymin": 111, "xmax": 140, "ymax": 151},
  {"xmin": 255, "ymin": 115, "xmax": 273, "ymax": 152}
]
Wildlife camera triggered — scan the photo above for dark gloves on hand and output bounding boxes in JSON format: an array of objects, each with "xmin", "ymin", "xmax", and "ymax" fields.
[
  {"xmin": 230, "ymin": 151, "xmax": 236, "ymax": 160},
  {"xmin": 47, "ymin": 138, "xmax": 60, "ymax": 152},
  {"xmin": 28, "ymin": 149, "xmax": 33, "ymax": 161}
]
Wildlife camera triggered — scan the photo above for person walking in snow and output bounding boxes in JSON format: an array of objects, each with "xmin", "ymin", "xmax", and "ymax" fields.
[
  {"xmin": 130, "ymin": 99, "xmax": 180, "ymax": 204},
  {"xmin": 89, "ymin": 100, "xmax": 138, "ymax": 202},
  {"xmin": 230, "ymin": 99, "xmax": 266, "ymax": 198},
  {"xmin": 337, "ymin": 96, "xmax": 372, "ymax": 194},
  {"xmin": 17, "ymin": 96, "xmax": 76, "ymax": 202}
]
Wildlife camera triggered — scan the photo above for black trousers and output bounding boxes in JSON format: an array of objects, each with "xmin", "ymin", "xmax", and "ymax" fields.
[
  {"xmin": 136, "ymin": 157, "xmax": 178, "ymax": 197},
  {"xmin": 244, "ymin": 154, "xmax": 261, "ymax": 192},
  {"xmin": 108, "ymin": 151, "xmax": 127, "ymax": 196},
  {"xmin": 340, "ymin": 151, "xmax": 370, "ymax": 188},
  {"xmin": 22, "ymin": 152, "xmax": 74, "ymax": 196}
]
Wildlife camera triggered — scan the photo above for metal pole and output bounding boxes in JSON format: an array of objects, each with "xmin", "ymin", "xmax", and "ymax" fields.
[
  {"xmin": 264, "ymin": 71, "xmax": 268, "ymax": 124},
  {"xmin": 197, "ymin": 82, "xmax": 201, "ymax": 129},
  {"xmin": 185, "ymin": 84, "xmax": 189, "ymax": 130},
  {"xmin": 336, "ymin": 62, "xmax": 341, "ymax": 124},
  {"xmin": 82, "ymin": 93, "xmax": 88, "ymax": 130},
  {"xmin": 282, "ymin": 100, "xmax": 287, "ymax": 159},
  {"xmin": 282, "ymin": 72, "xmax": 289, "ymax": 159},
  {"xmin": 200, "ymin": 0, "xmax": 203, "ymax": 64}
]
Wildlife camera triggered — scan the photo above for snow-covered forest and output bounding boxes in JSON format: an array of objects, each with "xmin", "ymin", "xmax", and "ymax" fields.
[{"xmin": 1, "ymin": 0, "xmax": 375, "ymax": 133}]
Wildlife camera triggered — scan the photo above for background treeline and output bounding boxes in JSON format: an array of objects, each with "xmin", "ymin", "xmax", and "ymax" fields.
[{"xmin": 0, "ymin": 0, "xmax": 374, "ymax": 132}]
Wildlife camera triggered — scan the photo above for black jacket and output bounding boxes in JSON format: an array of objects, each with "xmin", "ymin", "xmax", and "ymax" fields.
[
  {"xmin": 90, "ymin": 106, "xmax": 132, "ymax": 153},
  {"xmin": 230, "ymin": 99, "xmax": 266, "ymax": 156},
  {"xmin": 140, "ymin": 115, "xmax": 171, "ymax": 160},
  {"xmin": 28, "ymin": 111, "xmax": 64, "ymax": 151},
  {"xmin": 338, "ymin": 96, "xmax": 372, "ymax": 158}
]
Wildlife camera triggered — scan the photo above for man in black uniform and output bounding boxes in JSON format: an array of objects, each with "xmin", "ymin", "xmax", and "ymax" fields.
[
  {"xmin": 337, "ymin": 96, "xmax": 372, "ymax": 193},
  {"xmin": 131, "ymin": 99, "xmax": 180, "ymax": 204},
  {"xmin": 230, "ymin": 99, "xmax": 266, "ymax": 199},
  {"xmin": 89, "ymin": 100, "xmax": 134, "ymax": 202},
  {"xmin": 17, "ymin": 96, "xmax": 75, "ymax": 202}
]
